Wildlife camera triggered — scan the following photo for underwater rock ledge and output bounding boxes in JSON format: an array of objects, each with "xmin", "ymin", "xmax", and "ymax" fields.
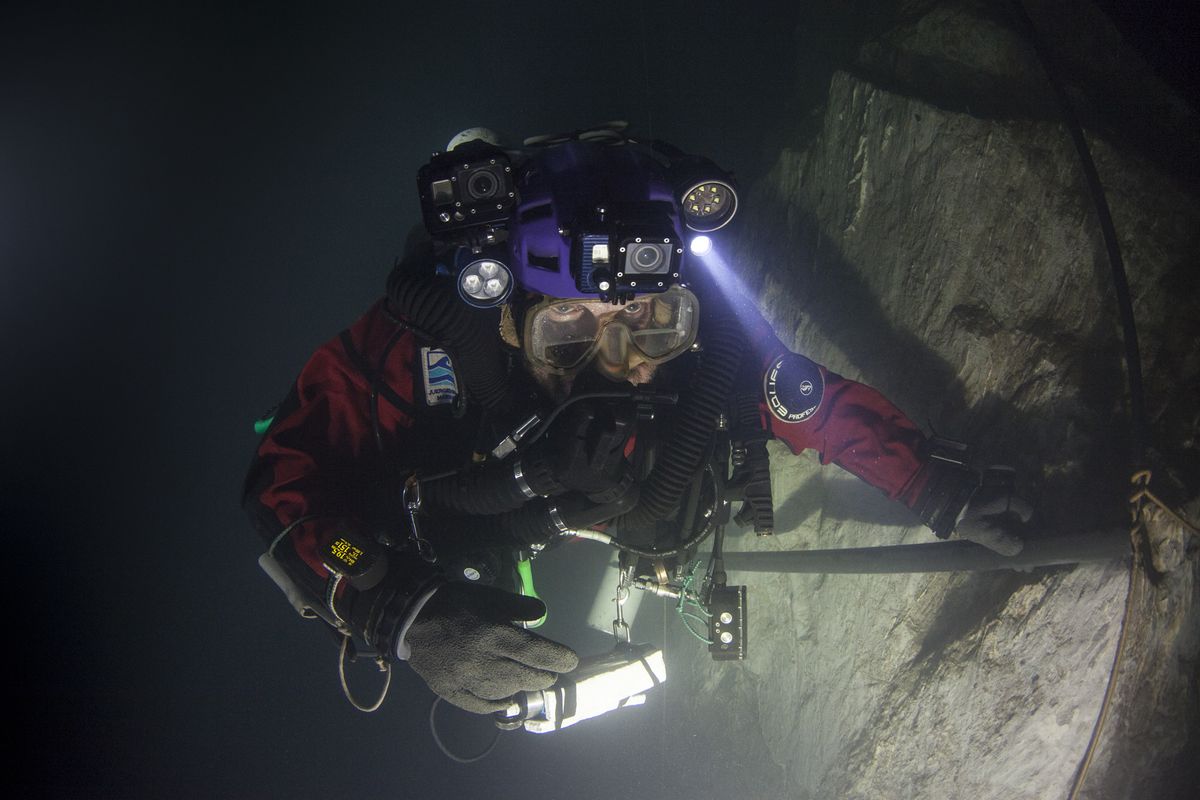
[{"xmin": 672, "ymin": 3, "xmax": 1198, "ymax": 797}]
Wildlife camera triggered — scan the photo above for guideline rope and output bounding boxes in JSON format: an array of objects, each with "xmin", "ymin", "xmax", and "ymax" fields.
[{"xmin": 1067, "ymin": 471, "xmax": 1198, "ymax": 800}]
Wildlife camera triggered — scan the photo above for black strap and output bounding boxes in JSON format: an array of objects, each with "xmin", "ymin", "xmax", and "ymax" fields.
[
  {"xmin": 730, "ymin": 389, "xmax": 775, "ymax": 534},
  {"xmin": 339, "ymin": 330, "xmax": 417, "ymax": 418},
  {"xmin": 914, "ymin": 460, "xmax": 979, "ymax": 539}
]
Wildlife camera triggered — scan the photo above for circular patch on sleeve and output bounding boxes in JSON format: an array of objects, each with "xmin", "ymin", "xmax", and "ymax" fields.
[{"xmin": 763, "ymin": 352, "xmax": 824, "ymax": 423}]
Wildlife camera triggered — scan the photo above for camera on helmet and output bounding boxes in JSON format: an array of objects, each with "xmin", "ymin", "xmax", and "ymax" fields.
[
  {"xmin": 573, "ymin": 203, "xmax": 683, "ymax": 299},
  {"xmin": 417, "ymin": 140, "xmax": 516, "ymax": 237}
]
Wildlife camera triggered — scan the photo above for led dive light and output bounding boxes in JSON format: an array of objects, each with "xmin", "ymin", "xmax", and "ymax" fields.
[
  {"xmin": 495, "ymin": 643, "xmax": 667, "ymax": 733},
  {"xmin": 458, "ymin": 258, "xmax": 512, "ymax": 307},
  {"xmin": 680, "ymin": 180, "xmax": 738, "ymax": 232}
]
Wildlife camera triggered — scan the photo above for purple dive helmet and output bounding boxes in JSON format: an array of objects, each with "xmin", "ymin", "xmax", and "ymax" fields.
[{"xmin": 416, "ymin": 126, "xmax": 738, "ymax": 306}]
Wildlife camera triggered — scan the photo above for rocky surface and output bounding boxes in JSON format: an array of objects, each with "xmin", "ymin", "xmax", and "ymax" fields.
[{"xmin": 659, "ymin": 2, "xmax": 1199, "ymax": 798}]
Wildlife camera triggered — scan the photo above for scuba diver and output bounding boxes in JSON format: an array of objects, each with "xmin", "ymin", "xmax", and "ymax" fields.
[{"xmin": 242, "ymin": 123, "xmax": 1030, "ymax": 726}]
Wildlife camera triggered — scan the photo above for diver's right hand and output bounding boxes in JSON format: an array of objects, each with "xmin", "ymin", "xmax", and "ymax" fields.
[
  {"xmin": 953, "ymin": 466, "xmax": 1032, "ymax": 556},
  {"xmin": 405, "ymin": 582, "xmax": 579, "ymax": 714}
]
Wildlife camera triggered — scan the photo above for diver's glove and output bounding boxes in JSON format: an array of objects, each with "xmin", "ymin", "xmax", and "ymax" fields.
[
  {"xmin": 914, "ymin": 440, "xmax": 1031, "ymax": 555},
  {"xmin": 405, "ymin": 582, "xmax": 579, "ymax": 714},
  {"xmin": 952, "ymin": 466, "xmax": 1032, "ymax": 557}
]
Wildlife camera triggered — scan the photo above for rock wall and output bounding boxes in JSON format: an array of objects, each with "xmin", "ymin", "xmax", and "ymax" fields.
[{"xmin": 671, "ymin": 2, "xmax": 1199, "ymax": 798}]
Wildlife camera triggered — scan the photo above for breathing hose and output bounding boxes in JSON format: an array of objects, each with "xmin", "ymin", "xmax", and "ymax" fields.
[
  {"xmin": 420, "ymin": 453, "xmax": 565, "ymax": 515},
  {"xmin": 617, "ymin": 289, "xmax": 747, "ymax": 531},
  {"xmin": 386, "ymin": 267, "xmax": 514, "ymax": 414}
]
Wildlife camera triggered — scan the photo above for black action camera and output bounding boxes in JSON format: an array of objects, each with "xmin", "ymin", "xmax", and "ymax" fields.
[
  {"xmin": 572, "ymin": 201, "xmax": 684, "ymax": 297},
  {"xmin": 417, "ymin": 140, "xmax": 516, "ymax": 237}
]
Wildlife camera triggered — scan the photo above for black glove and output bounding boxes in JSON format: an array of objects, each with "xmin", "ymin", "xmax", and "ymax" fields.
[
  {"xmin": 405, "ymin": 582, "xmax": 579, "ymax": 714},
  {"xmin": 953, "ymin": 466, "xmax": 1033, "ymax": 556}
]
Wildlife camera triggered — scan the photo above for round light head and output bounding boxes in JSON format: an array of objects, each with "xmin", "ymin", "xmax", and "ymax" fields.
[
  {"xmin": 689, "ymin": 235, "xmax": 713, "ymax": 256},
  {"xmin": 681, "ymin": 180, "xmax": 738, "ymax": 232},
  {"xmin": 458, "ymin": 258, "xmax": 512, "ymax": 307}
]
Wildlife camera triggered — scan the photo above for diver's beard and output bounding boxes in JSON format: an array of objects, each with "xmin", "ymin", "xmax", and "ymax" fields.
[
  {"xmin": 593, "ymin": 359, "xmax": 658, "ymax": 386},
  {"xmin": 525, "ymin": 357, "xmax": 659, "ymax": 403},
  {"xmin": 526, "ymin": 361, "xmax": 574, "ymax": 404}
]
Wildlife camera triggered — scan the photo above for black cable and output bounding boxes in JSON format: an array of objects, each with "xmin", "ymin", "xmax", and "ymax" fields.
[
  {"xmin": 1013, "ymin": 1, "xmax": 1149, "ymax": 467},
  {"xmin": 515, "ymin": 390, "xmax": 678, "ymax": 455},
  {"xmin": 429, "ymin": 697, "xmax": 503, "ymax": 763}
]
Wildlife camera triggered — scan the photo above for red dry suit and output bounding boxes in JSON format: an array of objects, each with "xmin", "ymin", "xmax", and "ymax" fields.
[{"xmin": 243, "ymin": 291, "xmax": 940, "ymax": 657}]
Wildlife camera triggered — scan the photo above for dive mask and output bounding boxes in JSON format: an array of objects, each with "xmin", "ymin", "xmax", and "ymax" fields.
[{"xmin": 524, "ymin": 285, "xmax": 699, "ymax": 376}]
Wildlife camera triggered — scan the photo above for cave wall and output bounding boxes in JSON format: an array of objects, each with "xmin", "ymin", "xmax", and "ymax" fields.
[{"xmin": 676, "ymin": 1, "xmax": 1199, "ymax": 797}]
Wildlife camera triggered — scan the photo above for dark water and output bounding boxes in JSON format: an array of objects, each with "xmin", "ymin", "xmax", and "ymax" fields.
[{"xmin": 4, "ymin": 2, "xmax": 1195, "ymax": 798}]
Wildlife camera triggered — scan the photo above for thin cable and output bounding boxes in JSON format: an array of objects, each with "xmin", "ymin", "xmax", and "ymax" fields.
[
  {"xmin": 1067, "ymin": 545, "xmax": 1135, "ymax": 800},
  {"xmin": 338, "ymin": 635, "xmax": 392, "ymax": 712},
  {"xmin": 429, "ymin": 697, "xmax": 503, "ymax": 763},
  {"xmin": 678, "ymin": 612, "xmax": 714, "ymax": 643},
  {"xmin": 515, "ymin": 390, "xmax": 677, "ymax": 455},
  {"xmin": 1013, "ymin": 0, "xmax": 1148, "ymax": 466},
  {"xmin": 1129, "ymin": 471, "xmax": 1200, "ymax": 533},
  {"xmin": 676, "ymin": 561, "xmax": 714, "ymax": 643},
  {"xmin": 1069, "ymin": 472, "xmax": 1200, "ymax": 799},
  {"xmin": 1013, "ymin": 7, "xmax": 1165, "ymax": 790},
  {"xmin": 1067, "ymin": 470, "xmax": 1147, "ymax": 799},
  {"xmin": 661, "ymin": 578, "xmax": 668, "ymax": 783}
]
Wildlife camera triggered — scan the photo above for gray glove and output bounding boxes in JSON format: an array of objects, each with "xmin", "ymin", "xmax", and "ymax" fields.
[
  {"xmin": 953, "ymin": 466, "xmax": 1033, "ymax": 556},
  {"xmin": 405, "ymin": 582, "xmax": 579, "ymax": 714}
]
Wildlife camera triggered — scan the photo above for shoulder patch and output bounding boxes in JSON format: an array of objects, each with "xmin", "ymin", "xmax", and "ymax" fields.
[
  {"xmin": 764, "ymin": 352, "xmax": 824, "ymax": 423},
  {"xmin": 420, "ymin": 347, "xmax": 458, "ymax": 406}
]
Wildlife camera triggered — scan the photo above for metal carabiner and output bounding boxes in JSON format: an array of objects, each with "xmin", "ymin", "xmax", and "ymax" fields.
[{"xmin": 403, "ymin": 474, "xmax": 437, "ymax": 563}]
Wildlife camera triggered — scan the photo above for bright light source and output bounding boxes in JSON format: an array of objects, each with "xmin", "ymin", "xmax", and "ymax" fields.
[
  {"xmin": 689, "ymin": 235, "xmax": 713, "ymax": 256},
  {"xmin": 458, "ymin": 258, "xmax": 512, "ymax": 306},
  {"xmin": 681, "ymin": 180, "xmax": 738, "ymax": 232}
]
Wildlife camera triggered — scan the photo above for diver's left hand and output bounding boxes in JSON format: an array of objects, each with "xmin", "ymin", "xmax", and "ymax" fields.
[
  {"xmin": 405, "ymin": 583, "xmax": 579, "ymax": 714},
  {"xmin": 953, "ymin": 466, "xmax": 1032, "ymax": 556}
]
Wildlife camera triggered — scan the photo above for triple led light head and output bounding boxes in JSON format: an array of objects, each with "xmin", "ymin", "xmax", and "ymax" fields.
[{"xmin": 416, "ymin": 128, "xmax": 738, "ymax": 307}]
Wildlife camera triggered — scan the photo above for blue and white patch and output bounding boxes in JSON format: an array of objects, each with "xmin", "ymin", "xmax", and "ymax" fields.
[
  {"xmin": 764, "ymin": 352, "xmax": 824, "ymax": 423},
  {"xmin": 420, "ymin": 347, "xmax": 458, "ymax": 406}
]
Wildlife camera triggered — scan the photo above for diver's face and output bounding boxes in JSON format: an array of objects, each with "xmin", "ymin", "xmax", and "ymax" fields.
[
  {"xmin": 594, "ymin": 352, "xmax": 658, "ymax": 384},
  {"xmin": 521, "ymin": 298, "xmax": 661, "ymax": 398},
  {"xmin": 539, "ymin": 300, "xmax": 660, "ymax": 384}
]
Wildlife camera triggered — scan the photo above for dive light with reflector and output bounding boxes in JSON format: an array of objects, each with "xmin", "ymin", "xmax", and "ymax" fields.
[
  {"xmin": 679, "ymin": 179, "xmax": 738, "ymax": 232},
  {"xmin": 494, "ymin": 643, "xmax": 667, "ymax": 733},
  {"xmin": 457, "ymin": 257, "xmax": 513, "ymax": 307}
]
